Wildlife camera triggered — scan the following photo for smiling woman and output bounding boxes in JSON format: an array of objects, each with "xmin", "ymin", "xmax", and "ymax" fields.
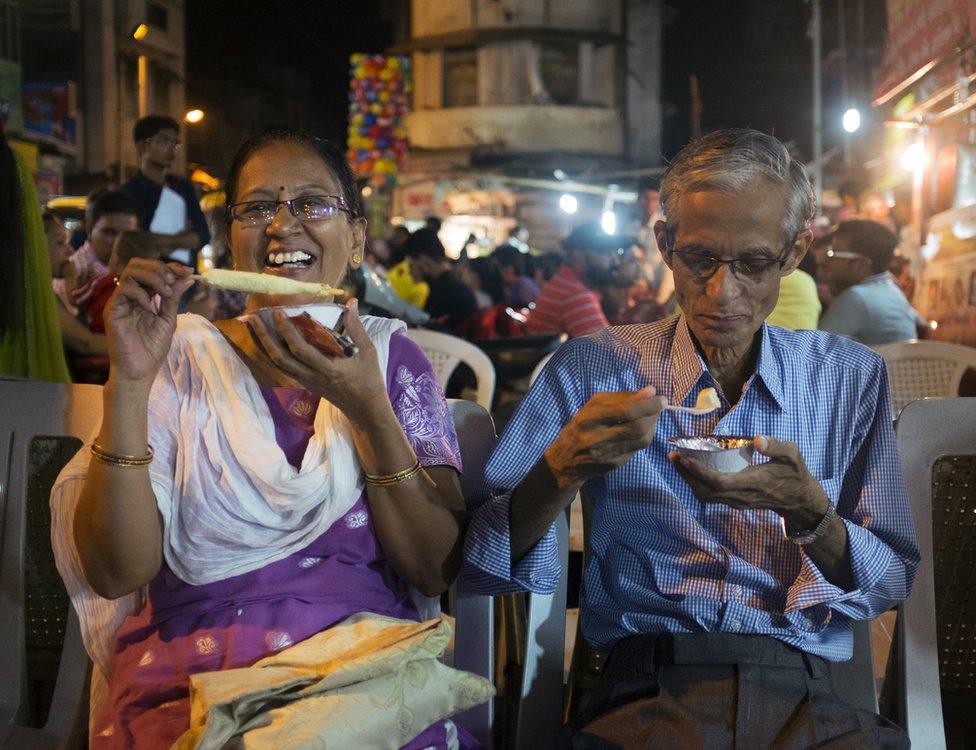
[{"xmin": 50, "ymin": 129, "xmax": 484, "ymax": 748}]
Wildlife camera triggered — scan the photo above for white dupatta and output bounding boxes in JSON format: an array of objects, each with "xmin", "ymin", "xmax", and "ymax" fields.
[{"xmin": 50, "ymin": 311, "xmax": 405, "ymax": 723}]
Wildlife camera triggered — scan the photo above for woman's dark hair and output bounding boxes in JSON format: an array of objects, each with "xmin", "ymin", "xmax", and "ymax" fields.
[
  {"xmin": 469, "ymin": 257, "xmax": 504, "ymax": 303},
  {"xmin": 0, "ymin": 128, "xmax": 25, "ymax": 334},
  {"xmin": 223, "ymin": 129, "xmax": 363, "ymax": 225},
  {"xmin": 492, "ymin": 243, "xmax": 526, "ymax": 276}
]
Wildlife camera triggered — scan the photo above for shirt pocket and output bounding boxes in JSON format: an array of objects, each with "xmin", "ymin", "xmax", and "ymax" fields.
[{"xmin": 816, "ymin": 475, "xmax": 843, "ymax": 508}]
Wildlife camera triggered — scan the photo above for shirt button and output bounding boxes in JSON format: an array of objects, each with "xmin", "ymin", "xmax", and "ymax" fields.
[
  {"xmin": 803, "ymin": 614, "xmax": 816, "ymax": 629},
  {"xmin": 729, "ymin": 618, "xmax": 742, "ymax": 632}
]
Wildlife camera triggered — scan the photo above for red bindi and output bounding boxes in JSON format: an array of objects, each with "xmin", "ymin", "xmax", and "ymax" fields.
[{"xmin": 278, "ymin": 186, "xmax": 285, "ymax": 192}]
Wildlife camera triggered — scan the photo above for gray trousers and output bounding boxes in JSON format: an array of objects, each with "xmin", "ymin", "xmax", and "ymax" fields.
[{"xmin": 561, "ymin": 633, "xmax": 909, "ymax": 750}]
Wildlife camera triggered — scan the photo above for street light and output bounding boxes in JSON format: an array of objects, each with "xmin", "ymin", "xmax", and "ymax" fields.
[
  {"xmin": 184, "ymin": 109, "xmax": 205, "ymax": 124},
  {"xmin": 842, "ymin": 108, "xmax": 861, "ymax": 133},
  {"xmin": 117, "ymin": 21, "xmax": 150, "ymax": 181},
  {"xmin": 901, "ymin": 141, "xmax": 927, "ymax": 172},
  {"xmin": 558, "ymin": 193, "xmax": 578, "ymax": 214}
]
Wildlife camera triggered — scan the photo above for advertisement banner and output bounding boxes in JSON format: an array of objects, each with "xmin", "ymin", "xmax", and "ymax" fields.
[
  {"xmin": 874, "ymin": 0, "xmax": 975, "ymax": 103},
  {"xmin": 0, "ymin": 59, "xmax": 24, "ymax": 132}
]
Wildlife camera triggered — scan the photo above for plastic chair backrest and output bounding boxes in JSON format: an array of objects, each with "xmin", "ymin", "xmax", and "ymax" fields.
[
  {"xmin": 529, "ymin": 351, "xmax": 556, "ymax": 387},
  {"xmin": 893, "ymin": 397, "xmax": 976, "ymax": 749},
  {"xmin": 514, "ymin": 507, "xmax": 570, "ymax": 750},
  {"xmin": 0, "ymin": 380, "xmax": 101, "ymax": 749},
  {"xmin": 829, "ymin": 619, "xmax": 878, "ymax": 713},
  {"xmin": 405, "ymin": 329, "xmax": 497, "ymax": 410},
  {"xmin": 874, "ymin": 340, "xmax": 976, "ymax": 415},
  {"xmin": 445, "ymin": 399, "xmax": 497, "ymax": 747}
]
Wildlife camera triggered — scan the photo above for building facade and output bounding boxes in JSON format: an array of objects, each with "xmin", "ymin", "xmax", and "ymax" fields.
[
  {"xmin": 20, "ymin": 0, "xmax": 187, "ymax": 189},
  {"xmin": 390, "ymin": 0, "xmax": 663, "ymax": 252}
]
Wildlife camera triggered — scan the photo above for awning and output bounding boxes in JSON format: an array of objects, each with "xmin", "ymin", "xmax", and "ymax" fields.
[{"xmin": 873, "ymin": 0, "xmax": 976, "ymax": 107}]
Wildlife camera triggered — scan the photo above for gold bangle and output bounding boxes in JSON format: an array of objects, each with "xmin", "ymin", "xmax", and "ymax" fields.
[
  {"xmin": 91, "ymin": 441, "xmax": 154, "ymax": 467},
  {"xmin": 364, "ymin": 459, "xmax": 422, "ymax": 486}
]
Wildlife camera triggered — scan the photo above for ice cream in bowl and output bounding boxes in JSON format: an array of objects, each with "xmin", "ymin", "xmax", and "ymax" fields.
[{"xmin": 668, "ymin": 435, "xmax": 755, "ymax": 473}]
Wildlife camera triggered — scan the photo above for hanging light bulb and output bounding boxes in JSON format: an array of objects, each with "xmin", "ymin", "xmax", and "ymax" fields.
[{"xmin": 559, "ymin": 193, "xmax": 578, "ymax": 214}]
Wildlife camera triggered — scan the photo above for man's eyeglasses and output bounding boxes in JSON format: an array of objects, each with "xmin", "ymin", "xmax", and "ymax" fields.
[
  {"xmin": 150, "ymin": 136, "xmax": 181, "ymax": 151},
  {"xmin": 824, "ymin": 246, "xmax": 869, "ymax": 262},
  {"xmin": 665, "ymin": 232, "xmax": 793, "ymax": 282},
  {"xmin": 228, "ymin": 195, "xmax": 352, "ymax": 228}
]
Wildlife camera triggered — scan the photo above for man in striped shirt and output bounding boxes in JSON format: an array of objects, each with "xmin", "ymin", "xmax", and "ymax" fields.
[
  {"xmin": 464, "ymin": 129, "xmax": 915, "ymax": 748},
  {"xmin": 525, "ymin": 223, "xmax": 625, "ymax": 338}
]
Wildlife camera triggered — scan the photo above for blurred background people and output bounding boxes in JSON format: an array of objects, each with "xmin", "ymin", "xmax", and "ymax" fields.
[
  {"xmin": 0, "ymin": 129, "xmax": 70, "ymax": 382},
  {"xmin": 492, "ymin": 242, "xmax": 539, "ymax": 309},
  {"xmin": 819, "ymin": 219, "xmax": 925, "ymax": 344},
  {"xmin": 835, "ymin": 179, "xmax": 864, "ymax": 223},
  {"xmin": 857, "ymin": 189, "xmax": 896, "ymax": 231},
  {"xmin": 767, "ymin": 249, "xmax": 822, "ymax": 330},
  {"xmin": 632, "ymin": 176, "xmax": 675, "ymax": 311},
  {"xmin": 526, "ymin": 222, "xmax": 622, "ymax": 338},
  {"xmin": 455, "ymin": 256, "xmax": 503, "ymax": 311},
  {"xmin": 888, "ymin": 255, "xmax": 916, "ymax": 304},
  {"xmin": 123, "ymin": 115, "xmax": 211, "ymax": 268},
  {"xmin": 404, "ymin": 228, "xmax": 478, "ymax": 333},
  {"xmin": 62, "ymin": 189, "xmax": 139, "ymax": 304},
  {"xmin": 43, "ymin": 212, "xmax": 109, "ymax": 362}
]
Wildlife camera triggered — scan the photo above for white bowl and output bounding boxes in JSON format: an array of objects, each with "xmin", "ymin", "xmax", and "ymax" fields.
[
  {"xmin": 669, "ymin": 435, "xmax": 755, "ymax": 473},
  {"xmin": 238, "ymin": 302, "xmax": 345, "ymax": 330}
]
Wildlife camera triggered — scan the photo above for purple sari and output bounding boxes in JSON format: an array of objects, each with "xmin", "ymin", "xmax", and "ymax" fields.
[{"xmin": 91, "ymin": 334, "xmax": 473, "ymax": 749}]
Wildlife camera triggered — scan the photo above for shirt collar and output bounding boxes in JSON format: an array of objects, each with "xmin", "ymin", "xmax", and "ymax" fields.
[{"xmin": 670, "ymin": 316, "xmax": 786, "ymax": 411}]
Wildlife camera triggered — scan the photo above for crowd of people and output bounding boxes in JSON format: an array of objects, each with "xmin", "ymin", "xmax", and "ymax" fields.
[
  {"xmin": 364, "ymin": 177, "xmax": 927, "ymax": 357},
  {"xmin": 0, "ymin": 120, "xmax": 925, "ymax": 748}
]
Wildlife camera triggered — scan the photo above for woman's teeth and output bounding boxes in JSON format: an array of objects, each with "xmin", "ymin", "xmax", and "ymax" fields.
[{"xmin": 265, "ymin": 250, "xmax": 313, "ymax": 268}]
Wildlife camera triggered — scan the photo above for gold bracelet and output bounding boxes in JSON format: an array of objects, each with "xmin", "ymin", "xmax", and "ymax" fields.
[
  {"xmin": 364, "ymin": 459, "xmax": 422, "ymax": 486},
  {"xmin": 91, "ymin": 441, "xmax": 154, "ymax": 467}
]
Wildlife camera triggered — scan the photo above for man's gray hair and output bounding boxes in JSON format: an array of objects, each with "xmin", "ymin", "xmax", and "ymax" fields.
[{"xmin": 660, "ymin": 128, "xmax": 816, "ymax": 247}]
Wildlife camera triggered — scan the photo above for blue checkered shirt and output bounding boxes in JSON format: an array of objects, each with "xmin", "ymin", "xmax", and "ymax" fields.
[{"xmin": 462, "ymin": 316, "xmax": 919, "ymax": 661}]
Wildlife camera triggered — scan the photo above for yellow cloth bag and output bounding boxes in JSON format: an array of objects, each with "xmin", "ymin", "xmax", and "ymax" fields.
[{"xmin": 171, "ymin": 613, "xmax": 494, "ymax": 750}]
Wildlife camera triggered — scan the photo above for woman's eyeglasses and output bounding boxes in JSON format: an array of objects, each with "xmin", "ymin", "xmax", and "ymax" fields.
[{"xmin": 228, "ymin": 195, "xmax": 351, "ymax": 227}]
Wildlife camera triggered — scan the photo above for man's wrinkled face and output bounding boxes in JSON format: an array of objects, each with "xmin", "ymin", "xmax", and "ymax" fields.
[{"xmin": 656, "ymin": 180, "xmax": 809, "ymax": 352}]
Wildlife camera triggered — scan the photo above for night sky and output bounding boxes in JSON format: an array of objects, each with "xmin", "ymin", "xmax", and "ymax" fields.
[
  {"xmin": 187, "ymin": 0, "xmax": 887, "ymax": 166},
  {"xmin": 186, "ymin": 0, "xmax": 395, "ymax": 146}
]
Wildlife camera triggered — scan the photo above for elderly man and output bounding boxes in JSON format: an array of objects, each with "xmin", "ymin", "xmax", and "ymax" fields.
[{"xmin": 464, "ymin": 129, "xmax": 917, "ymax": 748}]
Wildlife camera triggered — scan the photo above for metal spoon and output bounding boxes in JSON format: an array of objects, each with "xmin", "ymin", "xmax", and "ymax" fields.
[{"xmin": 663, "ymin": 387, "xmax": 721, "ymax": 415}]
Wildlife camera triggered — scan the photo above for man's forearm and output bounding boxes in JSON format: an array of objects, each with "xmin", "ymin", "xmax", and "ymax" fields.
[
  {"xmin": 509, "ymin": 454, "xmax": 580, "ymax": 563},
  {"xmin": 800, "ymin": 513, "xmax": 854, "ymax": 591}
]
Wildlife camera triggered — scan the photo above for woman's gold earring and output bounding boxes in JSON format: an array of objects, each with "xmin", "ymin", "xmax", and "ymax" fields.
[{"xmin": 352, "ymin": 253, "xmax": 362, "ymax": 265}]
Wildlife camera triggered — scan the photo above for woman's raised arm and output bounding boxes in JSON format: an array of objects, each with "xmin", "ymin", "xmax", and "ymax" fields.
[{"xmin": 74, "ymin": 259, "xmax": 193, "ymax": 599}]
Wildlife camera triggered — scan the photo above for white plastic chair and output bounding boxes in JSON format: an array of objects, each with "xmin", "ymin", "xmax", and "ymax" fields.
[
  {"xmin": 893, "ymin": 397, "xmax": 976, "ymax": 749},
  {"xmin": 405, "ymin": 329, "xmax": 497, "ymax": 410},
  {"xmin": 874, "ymin": 340, "xmax": 976, "ymax": 416},
  {"xmin": 445, "ymin": 399, "xmax": 498, "ymax": 747},
  {"xmin": 529, "ymin": 351, "xmax": 556, "ymax": 387},
  {"xmin": 0, "ymin": 380, "xmax": 102, "ymax": 749}
]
